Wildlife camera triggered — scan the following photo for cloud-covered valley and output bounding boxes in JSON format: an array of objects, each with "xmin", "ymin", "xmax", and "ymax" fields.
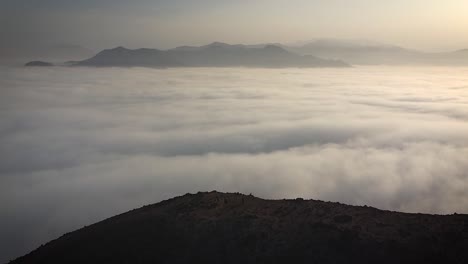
[{"xmin": 1, "ymin": 65, "xmax": 468, "ymax": 262}]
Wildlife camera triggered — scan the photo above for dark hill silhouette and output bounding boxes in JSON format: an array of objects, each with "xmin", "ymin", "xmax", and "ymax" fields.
[
  {"xmin": 76, "ymin": 46, "xmax": 182, "ymax": 67},
  {"xmin": 72, "ymin": 42, "xmax": 350, "ymax": 68},
  {"xmin": 24, "ymin": 61, "xmax": 54, "ymax": 67},
  {"xmin": 9, "ymin": 192, "xmax": 468, "ymax": 264}
]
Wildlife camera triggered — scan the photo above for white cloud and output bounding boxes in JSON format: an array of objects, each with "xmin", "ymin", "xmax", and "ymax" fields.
[{"xmin": 1, "ymin": 65, "xmax": 468, "ymax": 262}]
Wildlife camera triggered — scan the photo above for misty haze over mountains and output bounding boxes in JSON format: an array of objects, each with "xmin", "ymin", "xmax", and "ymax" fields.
[
  {"xmin": 21, "ymin": 39, "xmax": 468, "ymax": 68},
  {"xmin": 1, "ymin": 44, "xmax": 94, "ymax": 65},
  {"xmin": 74, "ymin": 42, "xmax": 349, "ymax": 68},
  {"xmin": 283, "ymin": 39, "xmax": 468, "ymax": 66}
]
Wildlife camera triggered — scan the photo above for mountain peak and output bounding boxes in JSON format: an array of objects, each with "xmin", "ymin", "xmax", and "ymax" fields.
[
  {"xmin": 109, "ymin": 46, "xmax": 130, "ymax": 52},
  {"xmin": 24, "ymin": 61, "xmax": 54, "ymax": 67},
  {"xmin": 207, "ymin": 41, "xmax": 231, "ymax": 47}
]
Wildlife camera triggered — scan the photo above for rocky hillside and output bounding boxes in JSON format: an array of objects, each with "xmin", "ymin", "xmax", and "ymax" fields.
[{"xmin": 9, "ymin": 192, "xmax": 468, "ymax": 264}]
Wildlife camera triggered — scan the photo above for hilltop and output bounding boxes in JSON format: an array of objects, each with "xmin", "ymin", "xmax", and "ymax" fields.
[{"xmin": 9, "ymin": 191, "xmax": 468, "ymax": 264}]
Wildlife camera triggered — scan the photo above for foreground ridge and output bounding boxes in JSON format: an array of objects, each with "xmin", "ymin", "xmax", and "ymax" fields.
[{"xmin": 10, "ymin": 191, "xmax": 468, "ymax": 264}]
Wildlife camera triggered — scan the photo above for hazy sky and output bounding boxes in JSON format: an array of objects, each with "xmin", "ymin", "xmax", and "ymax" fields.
[{"xmin": 2, "ymin": 0, "xmax": 468, "ymax": 52}]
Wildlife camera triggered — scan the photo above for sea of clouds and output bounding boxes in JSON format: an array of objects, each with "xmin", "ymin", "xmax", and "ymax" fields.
[{"xmin": 1, "ymin": 65, "xmax": 468, "ymax": 261}]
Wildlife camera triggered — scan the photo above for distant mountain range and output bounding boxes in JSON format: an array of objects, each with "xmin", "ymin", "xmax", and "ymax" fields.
[
  {"xmin": 281, "ymin": 39, "xmax": 468, "ymax": 65},
  {"xmin": 25, "ymin": 40, "xmax": 468, "ymax": 68},
  {"xmin": 70, "ymin": 42, "xmax": 349, "ymax": 68},
  {"xmin": 10, "ymin": 192, "xmax": 468, "ymax": 264}
]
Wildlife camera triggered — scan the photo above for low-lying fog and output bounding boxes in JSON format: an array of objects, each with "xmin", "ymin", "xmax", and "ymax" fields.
[{"xmin": 1, "ymin": 66, "xmax": 468, "ymax": 261}]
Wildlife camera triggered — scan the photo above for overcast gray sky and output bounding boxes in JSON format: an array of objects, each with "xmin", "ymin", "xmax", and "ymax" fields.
[{"xmin": 2, "ymin": 0, "xmax": 468, "ymax": 53}]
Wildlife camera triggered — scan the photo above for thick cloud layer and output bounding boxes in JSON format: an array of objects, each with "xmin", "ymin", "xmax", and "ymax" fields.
[{"xmin": 1, "ymin": 65, "xmax": 468, "ymax": 262}]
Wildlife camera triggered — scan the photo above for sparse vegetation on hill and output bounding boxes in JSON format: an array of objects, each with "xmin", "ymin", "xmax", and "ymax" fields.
[{"xmin": 10, "ymin": 192, "xmax": 468, "ymax": 264}]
